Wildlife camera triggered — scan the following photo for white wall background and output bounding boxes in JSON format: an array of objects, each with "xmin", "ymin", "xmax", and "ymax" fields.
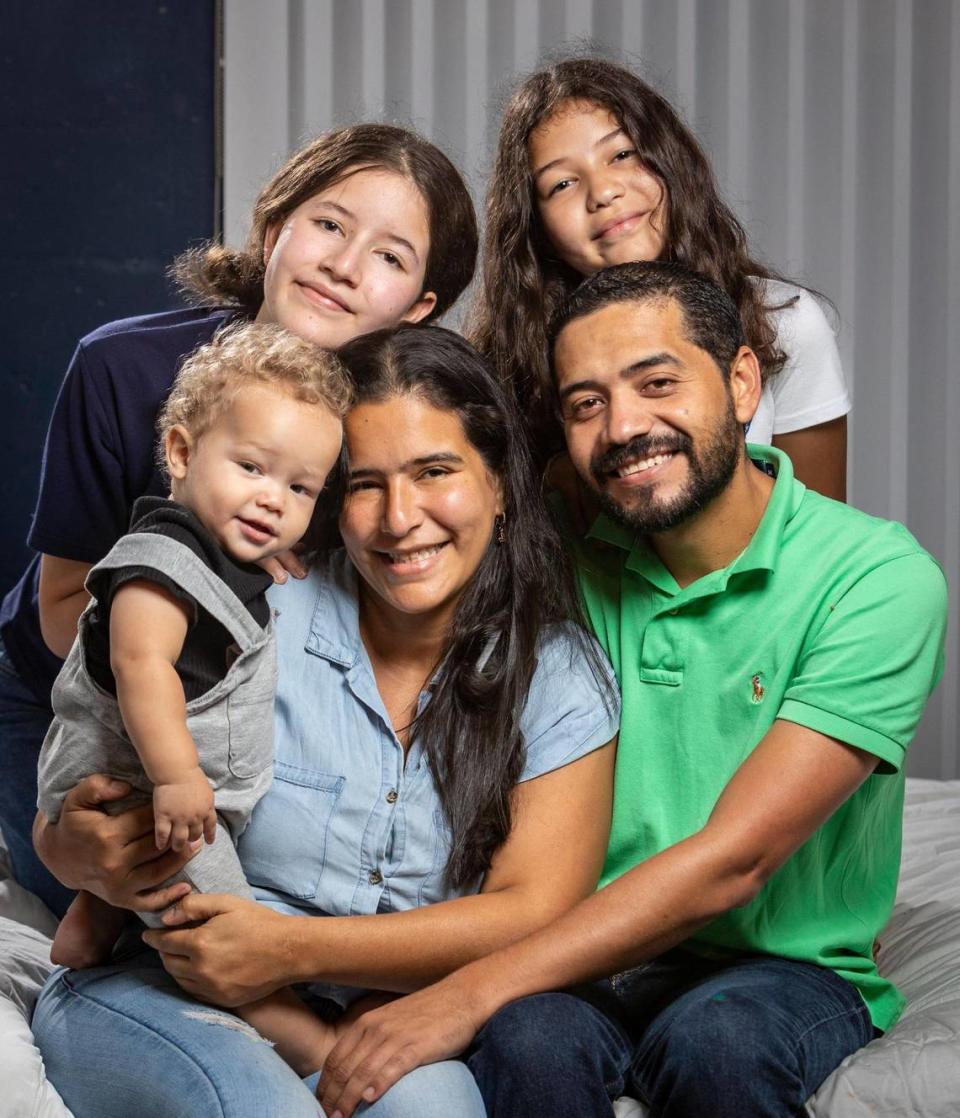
[{"xmin": 224, "ymin": 0, "xmax": 960, "ymax": 778}]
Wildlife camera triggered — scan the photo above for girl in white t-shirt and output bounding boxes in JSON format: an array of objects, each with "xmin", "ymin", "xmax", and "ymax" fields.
[{"xmin": 470, "ymin": 56, "xmax": 850, "ymax": 499}]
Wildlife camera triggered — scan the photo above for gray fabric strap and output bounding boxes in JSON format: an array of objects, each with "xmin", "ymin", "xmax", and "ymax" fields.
[{"xmin": 88, "ymin": 533, "xmax": 266, "ymax": 653}]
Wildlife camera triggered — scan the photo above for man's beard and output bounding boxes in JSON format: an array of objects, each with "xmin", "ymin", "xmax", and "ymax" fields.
[{"xmin": 589, "ymin": 398, "xmax": 743, "ymax": 534}]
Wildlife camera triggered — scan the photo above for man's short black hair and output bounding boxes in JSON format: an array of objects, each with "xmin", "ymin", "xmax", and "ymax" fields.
[{"xmin": 551, "ymin": 261, "xmax": 747, "ymax": 377}]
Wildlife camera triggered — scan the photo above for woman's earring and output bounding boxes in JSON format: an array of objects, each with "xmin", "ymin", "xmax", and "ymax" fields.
[{"xmin": 495, "ymin": 513, "xmax": 506, "ymax": 545}]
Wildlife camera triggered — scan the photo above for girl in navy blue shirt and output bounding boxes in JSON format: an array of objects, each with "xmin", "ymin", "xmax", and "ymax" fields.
[{"xmin": 0, "ymin": 123, "xmax": 478, "ymax": 914}]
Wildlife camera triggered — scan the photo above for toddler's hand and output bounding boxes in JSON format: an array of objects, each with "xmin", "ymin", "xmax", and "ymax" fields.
[
  {"xmin": 153, "ymin": 768, "xmax": 217, "ymax": 851},
  {"xmin": 258, "ymin": 545, "xmax": 307, "ymax": 584}
]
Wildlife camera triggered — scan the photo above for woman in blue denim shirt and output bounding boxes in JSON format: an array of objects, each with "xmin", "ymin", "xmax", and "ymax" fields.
[{"xmin": 32, "ymin": 326, "xmax": 619, "ymax": 1118}]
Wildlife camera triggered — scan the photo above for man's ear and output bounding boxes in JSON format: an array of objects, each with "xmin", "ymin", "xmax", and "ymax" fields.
[
  {"xmin": 164, "ymin": 425, "xmax": 194, "ymax": 482},
  {"xmin": 401, "ymin": 289, "xmax": 438, "ymax": 325},
  {"xmin": 728, "ymin": 346, "xmax": 763, "ymax": 425}
]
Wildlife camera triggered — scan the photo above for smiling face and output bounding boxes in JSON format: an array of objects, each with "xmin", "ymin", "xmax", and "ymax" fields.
[
  {"xmin": 166, "ymin": 383, "xmax": 343, "ymax": 565},
  {"xmin": 529, "ymin": 100, "xmax": 668, "ymax": 276},
  {"xmin": 339, "ymin": 394, "xmax": 503, "ymax": 631},
  {"xmin": 255, "ymin": 168, "xmax": 437, "ymax": 349},
  {"xmin": 556, "ymin": 298, "xmax": 757, "ymax": 535}
]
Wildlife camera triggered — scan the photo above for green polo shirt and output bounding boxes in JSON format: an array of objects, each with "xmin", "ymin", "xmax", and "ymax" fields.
[{"xmin": 576, "ymin": 446, "xmax": 947, "ymax": 1031}]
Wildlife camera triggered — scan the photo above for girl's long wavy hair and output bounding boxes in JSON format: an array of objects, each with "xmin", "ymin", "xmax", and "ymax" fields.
[
  {"xmin": 330, "ymin": 324, "xmax": 610, "ymax": 889},
  {"xmin": 469, "ymin": 56, "xmax": 794, "ymax": 458},
  {"xmin": 171, "ymin": 123, "xmax": 478, "ymax": 323}
]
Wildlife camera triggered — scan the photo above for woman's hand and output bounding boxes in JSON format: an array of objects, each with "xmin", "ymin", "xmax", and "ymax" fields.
[
  {"xmin": 318, "ymin": 976, "xmax": 483, "ymax": 1118},
  {"xmin": 143, "ymin": 893, "xmax": 301, "ymax": 1006},
  {"xmin": 33, "ymin": 774, "xmax": 194, "ymax": 913}
]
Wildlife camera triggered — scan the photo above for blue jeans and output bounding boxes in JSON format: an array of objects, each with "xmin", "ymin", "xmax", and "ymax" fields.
[
  {"xmin": 468, "ymin": 949, "xmax": 875, "ymax": 1117},
  {"xmin": 32, "ymin": 945, "xmax": 486, "ymax": 1118},
  {"xmin": 0, "ymin": 637, "xmax": 73, "ymax": 917}
]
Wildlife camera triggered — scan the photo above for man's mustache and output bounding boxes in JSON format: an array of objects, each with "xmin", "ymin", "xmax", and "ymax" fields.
[{"xmin": 591, "ymin": 434, "xmax": 692, "ymax": 481}]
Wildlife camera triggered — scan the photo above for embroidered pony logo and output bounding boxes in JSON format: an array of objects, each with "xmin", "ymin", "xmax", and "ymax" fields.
[{"xmin": 751, "ymin": 673, "xmax": 765, "ymax": 704}]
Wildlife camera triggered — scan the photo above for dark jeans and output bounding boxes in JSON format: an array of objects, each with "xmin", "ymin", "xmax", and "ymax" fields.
[
  {"xmin": 468, "ymin": 949, "xmax": 875, "ymax": 1118},
  {"xmin": 0, "ymin": 637, "xmax": 72, "ymax": 917}
]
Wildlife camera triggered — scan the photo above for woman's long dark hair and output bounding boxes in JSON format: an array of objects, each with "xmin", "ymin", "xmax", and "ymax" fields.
[
  {"xmin": 333, "ymin": 324, "xmax": 610, "ymax": 889},
  {"xmin": 469, "ymin": 56, "xmax": 795, "ymax": 458},
  {"xmin": 171, "ymin": 123, "xmax": 478, "ymax": 323}
]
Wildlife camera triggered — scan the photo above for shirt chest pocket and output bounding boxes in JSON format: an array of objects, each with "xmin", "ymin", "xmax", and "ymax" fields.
[{"xmin": 239, "ymin": 761, "xmax": 345, "ymax": 900}]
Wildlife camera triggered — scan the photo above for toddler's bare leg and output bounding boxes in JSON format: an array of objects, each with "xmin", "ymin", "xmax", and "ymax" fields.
[
  {"xmin": 50, "ymin": 890, "xmax": 129, "ymax": 968},
  {"xmin": 238, "ymin": 989, "xmax": 339, "ymax": 1076}
]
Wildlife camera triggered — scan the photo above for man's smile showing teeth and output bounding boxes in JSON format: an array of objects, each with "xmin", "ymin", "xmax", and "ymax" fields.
[{"xmin": 615, "ymin": 452, "xmax": 674, "ymax": 478}]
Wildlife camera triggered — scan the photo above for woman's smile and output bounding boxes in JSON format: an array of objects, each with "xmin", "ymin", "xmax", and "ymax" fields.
[
  {"xmin": 375, "ymin": 540, "xmax": 451, "ymax": 578},
  {"xmin": 340, "ymin": 394, "xmax": 502, "ymax": 628}
]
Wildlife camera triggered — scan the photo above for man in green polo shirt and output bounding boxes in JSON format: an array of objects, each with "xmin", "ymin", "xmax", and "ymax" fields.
[{"xmin": 316, "ymin": 263, "xmax": 947, "ymax": 1118}]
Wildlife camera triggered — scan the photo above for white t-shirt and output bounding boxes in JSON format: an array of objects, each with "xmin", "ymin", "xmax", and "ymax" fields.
[{"xmin": 747, "ymin": 280, "xmax": 851, "ymax": 446}]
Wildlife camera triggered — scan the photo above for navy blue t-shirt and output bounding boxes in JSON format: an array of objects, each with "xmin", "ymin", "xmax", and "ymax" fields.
[{"xmin": 0, "ymin": 306, "xmax": 237, "ymax": 704}]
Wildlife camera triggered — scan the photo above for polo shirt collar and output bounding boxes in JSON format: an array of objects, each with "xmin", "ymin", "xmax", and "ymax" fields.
[{"xmin": 585, "ymin": 445, "xmax": 805, "ymax": 598}]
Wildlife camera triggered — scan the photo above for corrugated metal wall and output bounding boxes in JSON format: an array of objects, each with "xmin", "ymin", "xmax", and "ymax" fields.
[{"xmin": 224, "ymin": 0, "xmax": 960, "ymax": 777}]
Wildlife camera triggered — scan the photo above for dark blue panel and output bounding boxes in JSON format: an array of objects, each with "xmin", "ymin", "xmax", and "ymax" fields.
[{"xmin": 1, "ymin": 0, "xmax": 216, "ymax": 592}]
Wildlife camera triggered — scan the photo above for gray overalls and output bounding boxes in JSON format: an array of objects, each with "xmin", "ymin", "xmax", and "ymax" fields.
[{"xmin": 37, "ymin": 531, "xmax": 276, "ymax": 927}]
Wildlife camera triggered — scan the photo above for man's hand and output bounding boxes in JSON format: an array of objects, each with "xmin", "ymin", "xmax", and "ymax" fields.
[
  {"xmin": 33, "ymin": 774, "xmax": 194, "ymax": 913},
  {"xmin": 318, "ymin": 976, "xmax": 483, "ymax": 1118},
  {"xmin": 143, "ymin": 893, "xmax": 300, "ymax": 1005},
  {"xmin": 152, "ymin": 767, "xmax": 217, "ymax": 850}
]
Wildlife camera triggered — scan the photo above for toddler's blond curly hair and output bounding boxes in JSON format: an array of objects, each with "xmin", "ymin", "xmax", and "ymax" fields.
[{"xmin": 157, "ymin": 321, "xmax": 351, "ymax": 471}]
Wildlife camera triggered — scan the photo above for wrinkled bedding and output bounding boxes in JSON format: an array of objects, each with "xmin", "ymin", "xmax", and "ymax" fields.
[{"xmin": 3, "ymin": 779, "xmax": 959, "ymax": 1118}]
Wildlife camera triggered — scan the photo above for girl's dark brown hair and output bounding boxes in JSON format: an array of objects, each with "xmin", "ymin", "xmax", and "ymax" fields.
[
  {"xmin": 172, "ymin": 123, "xmax": 478, "ymax": 323},
  {"xmin": 469, "ymin": 56, "xmax": 793, "ymax": 459}
]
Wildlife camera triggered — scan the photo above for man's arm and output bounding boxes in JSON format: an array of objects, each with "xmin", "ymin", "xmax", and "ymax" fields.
[
  {"xmin": 452, "ymin": 720, "xmax": 877, "ymax": 993},
  {"xmin": 317, "ymin": 719, "xmax": 878, "ymax": 1116}
]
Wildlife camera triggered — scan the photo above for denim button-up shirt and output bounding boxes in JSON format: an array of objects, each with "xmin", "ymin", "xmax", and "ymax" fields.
[{"xmin": 239, "ymin": 551, "xmax": 618, "ymax": 928}]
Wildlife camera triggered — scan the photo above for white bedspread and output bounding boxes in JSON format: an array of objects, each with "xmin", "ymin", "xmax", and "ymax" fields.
[{"xmin": 4, "ymin": 779, "xmax": 960, "ymax": 1118}]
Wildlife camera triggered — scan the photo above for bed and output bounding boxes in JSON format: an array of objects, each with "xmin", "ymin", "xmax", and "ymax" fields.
[{"xmin": 4, "ymin": 779, "xmax": 959, "ymax": 1118}]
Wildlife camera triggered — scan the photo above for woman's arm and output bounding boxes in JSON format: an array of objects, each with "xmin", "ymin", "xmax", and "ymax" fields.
[
  {"xmin": 772, "ymin": 415, "xmax": 847, "ymax": 502},
  {"xmin": 144, "ymin": 740, "xmax": 616, "ymax": 1006}
]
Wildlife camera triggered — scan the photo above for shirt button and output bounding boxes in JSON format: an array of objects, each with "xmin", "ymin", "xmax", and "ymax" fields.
[
  {"xmin": 669, "ymin": 609, "xmax": 679, "ymax": 615},
  {"xmin": 385, "ymin": 789, "xmax": 398, "ymax": 804},
  {"xmin": 368, "ymin": 870, "xmax": 383, "ymax": 885}
]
